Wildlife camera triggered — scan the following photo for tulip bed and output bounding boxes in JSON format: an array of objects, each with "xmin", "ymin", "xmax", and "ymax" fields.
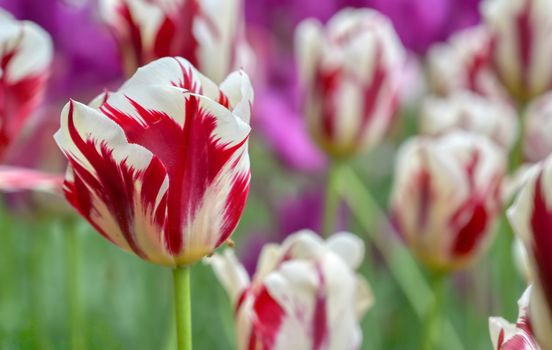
[{"xmin": 0, "ymin": 0, "xmax": 549, "ymax": 350}]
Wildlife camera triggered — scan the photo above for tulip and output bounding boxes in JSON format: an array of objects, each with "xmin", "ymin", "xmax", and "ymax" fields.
[
  {"xmin": 524, "ymin": 92, "xmax": 552, "ymax": 163},
  {"xmin": 0, "ymin": 9, "xmax": 53, "ymax": 160},
  {"xmin": 508, "ymin": 155, "xmax": 552, "ymax": 350},
  {"xmin": 482, "ymin": 0, "xmax": 552, "ymax": 103},
  {"xmin": 55, "ymin": 56, "xmax": 252, "ymax": 349},
  {"xmin": 210, "ymin": 230, "xmax": 373, "ymax": 350},
  {"xmin": 100, "ymin": 0, "xmax": 252, "ymax": 83},
  {"xmin": 420, "ymin": 91, "xmax": 518, "ymax": 151},
  {"xmin": 391, "ymin": 131, "xmax": 506, "ymax": 272},
  {"xmin": 0, "ymin": 166, "xmax": 62, "ymax": 193},
  {"xmin": 55, "ymin": 56, "xmax": 252, "ymax": 265},
  {"xmin": 426, "ymin": 26, "xmax": 506, "ymax": 99},
  {"xmin": 295, "ymin": 8, "xmax": 405, "ymax": 159},
  {"xmin": 489, "ymin": 287, "xmax": 541, "ymax": 350}
]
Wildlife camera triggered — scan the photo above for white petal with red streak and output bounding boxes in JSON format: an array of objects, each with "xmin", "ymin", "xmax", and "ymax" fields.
[{"xmin": 54, "ymin": 101, "xmax": 172, "ymax": 264}]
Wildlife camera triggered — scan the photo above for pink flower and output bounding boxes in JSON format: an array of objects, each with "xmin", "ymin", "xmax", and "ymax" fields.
[
  {"xmin": 489, "ymin": 287, "xmax": 541, "ymax": 350},
  {"xmin": 54, "ymin": 57, "xmax": 253, "ymax": 266},
  {"xmin": 508, "ymin": 155, "xmax": 552, "ymax": 350},
  {"xmin": 295, "ymin": 8, "xmax": 405, "ymax": 158},
  {"xmin": 210, "ymin": 230, "xmax": 373, "ymax": 350},
  {"xmin": 390, "ymin": 132, "xmax": 506, "ymax": 271},
  {"xmin": 482, "ymin": 0, "xmax": 552, "ymax": 102},
  {"xmin": 100, "ymin": 0, "xmax": 252, "ymax": 82},
  {"xmin": 0, "ymin": 9, "xmax": 53, "ymax": 160},
  {"xmin": 0, "ymin": 166, "xmax": 62, "ymax": 193}
]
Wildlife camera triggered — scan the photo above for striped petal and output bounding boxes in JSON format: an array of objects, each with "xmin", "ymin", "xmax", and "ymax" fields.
[
  {"xmin": 490, "ymin": 287, "xmax": 541, "ymax": 350},
  {"xmin": 0, "ymin": 10, "xmax": 53, "ymax": 160},
  {"xmin": 508, "ymin": 155, "xmax": 552, "ymax": 349}
]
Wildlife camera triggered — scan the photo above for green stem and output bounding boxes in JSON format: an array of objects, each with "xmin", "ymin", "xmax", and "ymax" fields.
[
  {"xmin": 66, "ymin": 223, "xmax": 85, "ymax": 350},
  {"xmin": 422, "ymin": 273, "xmax": 446, "ymax": 350},
  {"xmin": 322, "ymin": 161, "xmax": 342, "ymax": 237},
  {"xmin": 172, "ymin": 266, "xmax": 192, "ymax": 350}
]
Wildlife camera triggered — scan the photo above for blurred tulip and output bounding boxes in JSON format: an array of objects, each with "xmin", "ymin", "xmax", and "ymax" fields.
[
  {"xmin": 55, "ymin": 57, "xmax": 253, "ymax": 266},
  {"xmin": 296, "ymin": 8, "xmax": 405, "ymax": 159},
  {"xmin": 420, "ymin": 91, "xmax": 518, "ymax": 151},
  {"xmin": 482, "ymin": 0, "xmax": 552, "ymax": 103},
  {"xmin": 508, "ymin": 155, "xmax": 552, "ymax": 350},
  {"xmin": 489, "ymin": 287, "xmax": 541, "ymax": 350},
  {"xmin": 211, "ymin": 230, "xmax": 373, "ymax": 350},
  {"xmin": 101, "ymin": 0, "xmax": 252, "ymax": 83},
  {"xmin": 0, "ymin": 166, "xmax": 62, "ymax": 193},
  {"xmin": 0, "ymin": 9, "xmax": 52, "ymax": 160},
  {"xmin": 426, "ymin": 26, "xmax": 506, "ymax": 99},
  {"xmin": 391, "ymin": 132, "xmax": 506, "ymax": 271},
  {"xmin": 524, "ymin": 93, "xmax": 552, "ymax": 163}
]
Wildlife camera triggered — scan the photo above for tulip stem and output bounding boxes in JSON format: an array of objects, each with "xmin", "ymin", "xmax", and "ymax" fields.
[
  {"xmin": 66, "ymin": 221, "xmax": 85, "ymax": 350},
  {"xmin": 422, "ymin": 273, "xmax": 446, "ymax": 350},
  {"xmin": 322, "ymin": 160, "xmax": 343, "ymax": 237},
  {"xmin": 173, "ymin": 266, "xmax": 192, "ymax": 350}
]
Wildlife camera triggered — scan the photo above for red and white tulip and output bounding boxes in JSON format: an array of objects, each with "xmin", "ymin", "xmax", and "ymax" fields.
[
  {"xmin": 426, "ymin": 26, "xmax": 506, "ymax": 100},
  {"xmin": 524, "ymin": 92, "xmax": 552, "ymax": 163},
  {"xmin": 420, "ymin": 91, "xmax": 518, "ymax": 151},
  {"xmin": 54, "ymin": 56, "xmax": 253, "ymax": 266},
  {"xmin": 210, "ymin": 230, "xmax": 373, "ymax": 350},
  {"xmin": 489, "ymin": 287, "xmax": 541, "ymax": 350},
  {"xmin": 296, "ymin": 8, "xmax": 405, "ymax": 158},
  {"xmin": 100, "ymin": 0, "xmax": 252, "ymax": 83},
  {"xmin": 391, "ymin": 132, "xmax": 506, "ymax": 271},
  {"xmin": 508, "ymin": 155, "xmax": 552, "ymax": 350},
  {"xmin": 0, "ymin": 9, "xmax": 53, "ymax": 160},
  {"xmin": 482, "ymin": 0, "xmax": 552, "ymax": 102}
]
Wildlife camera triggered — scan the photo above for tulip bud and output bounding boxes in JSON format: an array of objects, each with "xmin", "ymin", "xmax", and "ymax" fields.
[
  {"xmin": 489, "ymin": 287, "xmax": 541, "ymax": 350},
  {"xmin": 426, "ymin": 26, "xmax": 505, "ymax": 99},
  {"xmin": 55, "ymin": 57, "xmax": 253, "ymax": 266},
  {"xmin": 482, "ymin": 0, "xmax": 552, "ymax": 102},
  {"xmin": 100, "ymin": 0, "xmax": 252, "ymax": 82},
  {"xmin": 508, "ymin": 155, "xmax": 552, "ymax": 350},
  {"xmin": 210, "ymin": 230, "xmax": 373, "ymax": 350},
  {"xmin": 0, "ymin": 9, "xmax": 53, "ymax": 160},
  {"xmin": 420, "ymin": 91, "xmax": 518, "ymax": 151},
  {"xmin": 391, "ymin": 132, "xmax": 506, "ymax": 272},
  {"xmin": 524, "ymin": 92, "xmax": 552, "ymax": 163},
  {"xmin": 296, "ymin": 8, "xmax": 405, "ymax": 159}
]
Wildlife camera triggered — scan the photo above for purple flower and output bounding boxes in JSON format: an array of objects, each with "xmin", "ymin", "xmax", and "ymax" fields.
[{"xmin": 367, "ymin": 0, "xmax": 482, "ymax": 54}]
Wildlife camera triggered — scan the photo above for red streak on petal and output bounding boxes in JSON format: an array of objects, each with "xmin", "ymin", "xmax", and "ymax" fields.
[
  {"xmin": 63, "ymin": 101, "xmax": 167, "ymax": 259},
  {"xmin": 312, "ymin": 263, "xmax": 328, "ymax": 350},
  {"xmin": 253, "ymin": 286, "xmax": 285, "ymax": 349},
  {"xmin": 516, "ymin": 0, "xmax": 533, "ymax": 92},
  {"xmin": 530, "ymin": 172, "xmax": 552, "ymax": 315},
  {"xmin": 316, "ymin": 68, "xmax": 341, "ymax": 141}
]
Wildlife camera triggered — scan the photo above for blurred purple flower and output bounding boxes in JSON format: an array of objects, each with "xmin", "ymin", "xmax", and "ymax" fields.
[{"xmin": 367, "ymin": 0, "xmax": 481, "ymax": 54}]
